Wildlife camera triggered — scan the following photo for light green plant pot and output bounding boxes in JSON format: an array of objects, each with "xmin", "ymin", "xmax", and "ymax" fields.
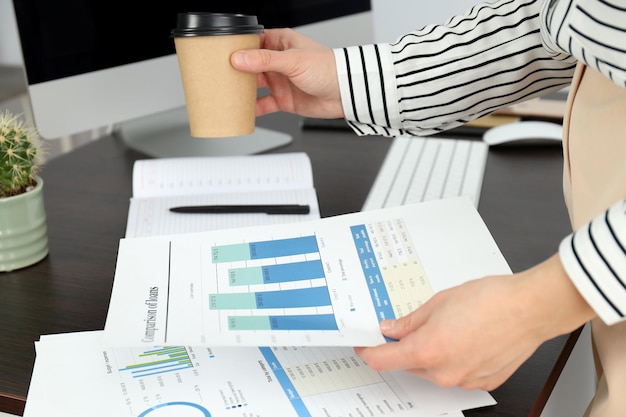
[{"xmin": 0, "ymin": 176, "xmax": 49, "ymax": 272}]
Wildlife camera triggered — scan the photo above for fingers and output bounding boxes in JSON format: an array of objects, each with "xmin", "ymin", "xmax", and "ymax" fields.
[
  {"xmin": 257, "ymin": 73, "xmax": 268, "ymax": 89},
  {"xmin": 353, "ymin": 302, "xmax": 433, "ymax": 371},
  {"xmin": 379, "ymin": 317, "xmax": 416, "ymax": 340},
  {"xmin": 231, "ymin": 28, "xmax": 297, "ymax": 75},
  {"xmin": 255, "ymin": 95, "xmax": 280, "ymax": 117},
  {"xmin": 259, "ymin": 28, "xmax": 299, "ymax": 51},
  {"xmin": 357, "ymin": 338, "xmax": 519, "ymax": 392},
  {"xmin": 354, "ymin": 338, "xmax": 418, "ymax": 373},
  {"xmin": 231, "ymin": 28, "xmax": 321, "ymax": 77},
  {"xmin": 231, "ymin": 48, "xmax": 294, "ymax": 76},
  {"xmin": 231, "ymin": 50, "xmax": 259, "ymax": 73},
  {"xmin": 379, "ymin": 300, "xmax": 433, "ymax": 340}
]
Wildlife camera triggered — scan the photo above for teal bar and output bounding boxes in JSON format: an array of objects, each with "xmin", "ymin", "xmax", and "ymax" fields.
[
  {"xmin": 209, "ymin": 293, "xmax": 257, "ymax": 309},
  {"xmin": 229, "ymin": 266, "xmax": 263, "ymax": 285},
  {"xmin": 211, "ymin": 243, "xmax": 251, "ymax": 263},
  {"xmin": 228, "ymin": 315, "xmax": 272, "ymax": 330}
]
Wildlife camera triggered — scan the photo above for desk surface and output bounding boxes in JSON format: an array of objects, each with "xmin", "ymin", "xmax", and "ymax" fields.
[{"xmin": 0, "ymin": 112, "xmax": 573, "ymax": 416}]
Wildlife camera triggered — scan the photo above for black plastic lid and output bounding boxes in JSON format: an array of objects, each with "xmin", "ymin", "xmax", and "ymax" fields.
[{"xmin": 171, "ymin": 12, "xmax": 264, "ymax": 37}]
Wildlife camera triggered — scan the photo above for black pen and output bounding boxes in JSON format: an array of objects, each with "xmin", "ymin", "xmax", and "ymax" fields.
[{"xmin": 169, "ymin": 204, "xmax": 311, "ymax": 214}]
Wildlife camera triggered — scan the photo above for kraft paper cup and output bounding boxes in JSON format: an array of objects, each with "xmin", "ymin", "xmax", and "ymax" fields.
[{"xmin": 172, "ymin": 13, "xmax": 264, "ymax": 138}]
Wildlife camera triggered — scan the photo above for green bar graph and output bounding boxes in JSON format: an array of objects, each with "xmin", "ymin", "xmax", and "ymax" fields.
[
  {"xmin": 211, "ymin": 243, "xmax": 250, "ymax": 263},
  {"xmin": 209, "ymin": 293, "xmax": 256, "ymax": 309},
  {"xmin": 229, "ymin": 267, "xmax": 261, "ymax": 286}
]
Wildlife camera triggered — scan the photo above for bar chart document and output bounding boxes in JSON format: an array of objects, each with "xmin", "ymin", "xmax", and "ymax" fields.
[
  {"xmin": 24, "ymin": 331, "xmax": 488, "ymax": 417},
  {"xmin": 104, "ymin": 197, "xmax": 511, "ymax": 347}
]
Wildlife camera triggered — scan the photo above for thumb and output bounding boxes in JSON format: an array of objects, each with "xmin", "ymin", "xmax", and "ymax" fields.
[
  {"xmin": 231, "ymin": 49, "xmax": 287, "ymax": 74},
  {"xmin": 380, "ymin": 309, "xmax": 429, "ymax": 340}
]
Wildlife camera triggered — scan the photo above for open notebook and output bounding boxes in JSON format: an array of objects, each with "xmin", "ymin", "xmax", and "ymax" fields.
[{"xmin": 125, "ymin": 152, "xmax": 320, "ymax": 238}]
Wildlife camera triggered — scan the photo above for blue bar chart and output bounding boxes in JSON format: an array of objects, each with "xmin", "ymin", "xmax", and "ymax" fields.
[
  {"xmin": 211, "ymin": 236, "xmax": 319, "ymax": 263},
  {"xmin": 228, "ymin": 260, "xmax": 324, "ymax": 286},
  {"xmin": 209, "ymin": 287, "xmax": 331, "ymax": 309},
  {"xmin": 208, "ymin": 235, "xmax": 338, "ymax": 332}
]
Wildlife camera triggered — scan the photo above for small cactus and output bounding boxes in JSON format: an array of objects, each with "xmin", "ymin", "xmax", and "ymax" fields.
[{"xmin": 0, "ymin": 110, "xmax": 45, "ymax": 198}]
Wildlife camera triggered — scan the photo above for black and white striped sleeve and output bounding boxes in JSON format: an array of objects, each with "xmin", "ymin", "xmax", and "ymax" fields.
[
  {"xmin": 547, "ymin": 1, "xmax": 626, "ymax": 325},
  {"xmin": 333, "ymin": 0, "xmax": 577, "ymax": 137},
  {"xmin": 559, "ymin": 200, "xmax": 626, "ymax": 325},
  {"xmin": 333, "ymin": 0, "xmax": 626, "ymax": 325},
  {"xmin": 542, "ymin": 0, "xmax": 626, "ymax": 87}
]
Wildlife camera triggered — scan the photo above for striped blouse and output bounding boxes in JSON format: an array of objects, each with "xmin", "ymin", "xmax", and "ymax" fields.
[{"xmin": 333, "ymin": 0, "xmax": 626, "ymax": 325}]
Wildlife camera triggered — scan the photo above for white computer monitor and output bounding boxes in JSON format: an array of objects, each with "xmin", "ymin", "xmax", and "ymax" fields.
[{"xmin": 11, "ymin": 1, "xmax": 372, "ymax": 157}]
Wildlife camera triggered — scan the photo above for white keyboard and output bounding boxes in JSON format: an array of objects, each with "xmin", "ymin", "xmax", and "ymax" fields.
[{"xmin": 362, "ymin": 136, "xmax": 488, "ymax": 210}]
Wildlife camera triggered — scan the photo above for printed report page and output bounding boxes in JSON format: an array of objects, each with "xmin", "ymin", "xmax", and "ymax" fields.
[
  {"xmin": 24, "ymin": 330, "xmax": 488, "ymax": 417},
  {"xmin": 103, "ymin": 197, "xmax": 511, "ymax": 348}
]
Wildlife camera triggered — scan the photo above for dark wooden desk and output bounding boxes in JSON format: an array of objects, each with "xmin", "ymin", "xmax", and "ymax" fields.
[{"xmin": 0, "ymin": 112, "xmax": 573, "ymax": 416}]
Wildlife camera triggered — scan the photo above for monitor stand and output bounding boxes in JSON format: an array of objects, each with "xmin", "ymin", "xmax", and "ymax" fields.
[{"xmin": 114, "ymin": 106, "xmax": 292, "ymax": 158}]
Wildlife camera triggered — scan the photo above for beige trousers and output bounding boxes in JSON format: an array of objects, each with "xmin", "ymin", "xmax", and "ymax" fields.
[{"xmin": 563, "ymin": 63, "xmax": 626, "ymax": 417}]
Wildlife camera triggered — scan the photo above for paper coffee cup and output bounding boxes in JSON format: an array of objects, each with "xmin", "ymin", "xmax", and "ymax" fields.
[{"xmin": 171, "ymin": 13, "xmax": 264, "ymax": 138}]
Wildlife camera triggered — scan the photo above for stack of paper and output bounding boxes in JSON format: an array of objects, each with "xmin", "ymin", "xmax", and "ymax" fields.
[
  {"xmin": 24, "ymin": 155, "xmax": 511, "ymax": 417},
  {"xmin": 27, "ymin": 330, "xmax": 488, "ymax": 417}
]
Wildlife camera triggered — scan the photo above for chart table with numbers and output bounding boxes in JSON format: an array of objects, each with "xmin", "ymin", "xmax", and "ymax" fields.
[{"xmin": 104, "ymin": 197, "xmax": 511, "ymax": 348}]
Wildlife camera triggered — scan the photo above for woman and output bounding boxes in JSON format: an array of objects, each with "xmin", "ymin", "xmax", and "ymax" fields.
[{"xmin": 230, "ymin": 0, "xmax": 626, "ymax": 415}]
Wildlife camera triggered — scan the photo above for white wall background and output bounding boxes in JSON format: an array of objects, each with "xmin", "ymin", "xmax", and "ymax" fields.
[
  {"xmin": 371, "ymin": 0, "xmax": 477, "ymax": 42},
  {"xmin": 540, "ymin": 324, "xmax": 596, "ymax": 417},
  {"xmin": 0, "ymin": 0, "xmax": 22, "ymax": 66},
  {"xmin": 297, "ymin": 11, "xmax": 374, "ymax": 48}
]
